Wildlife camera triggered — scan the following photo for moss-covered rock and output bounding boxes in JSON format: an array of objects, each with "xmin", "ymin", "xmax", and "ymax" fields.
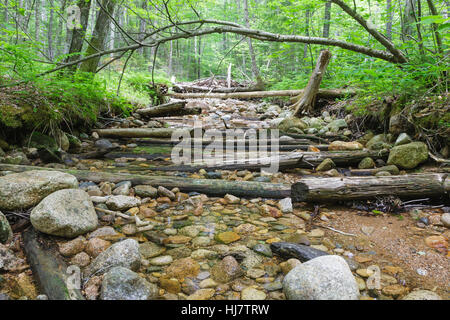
[
  {"xmin": 0, "ymin": 211, "xmax": 12, "ymax": 244},
  {"xmin": 366, "ymin": 134, "xmax": 392, "ymax": 150},
  {"xmin": 387, "ymin": 142, "xmax": 428, "ymax": 169},
  {"xmin": 358, "ymin": 157, "xmax": 375, "ymax": 169}
]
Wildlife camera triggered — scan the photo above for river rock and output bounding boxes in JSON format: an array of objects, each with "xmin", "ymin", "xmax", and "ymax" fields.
[
  {"xmin": 84, "ymin": 239, "xmax": 141, "ymax": 277},
  {"xmin": 278, "ymin": 117, "xmax": 307, "ymax": 133},
  {"xmin": 394, "ymin": 133, "xmax": 412, "ymax": 146},
  {"xmin": 59, "ymin": 236, "xmax": 87, "ymax": 257},
  {"xmin": 316, "ymin": 158, "xmax": 335, "ymax": 172},
  {"xmin": 0, "ymin": 211, "xmax": 12, "ymax": 244},
  {"xmin": 441, "ymin": 213, "xmax": 450, "ymax": 228},
  {"xmin": 211, "ymin": 256, "xmax": 243, "ymax": 283},
  {"xmin": 166, "ymin": 257, "xmax": 200, "ymax": 280},
  {"xmin": 328, "ymin": 141, "xmax": 363, "ymax": 151},
  {"xmin": 283, "ymin": 255, "xmax": 359, "ymax": 300},
  {"xmin": 106, "ymin": 195, "xmax": 141, "ymax": 211},
  {"xmin": 402, "ymin": 289, "xmax": 442, "ymax": 300},
  {"xmin": 241, "ymin": 287, "xmax": 266, "ymax": 300},
  {"xmin": 358, "ymin": 157, "xmax": 375, "ymax": 169},
  {"xmin": 100, "ymin": 266, "xmax": 158, "ymax": 300},
  {"xmin": 279, "ymin": 197, "xmax": 293, "ymax": 213},
  {"xmin": 387, "ymin": 142, "xmax": 428, "ymax": 169},
  {"xmin": 0, "ymin": 170, "xmax": 78, "ymax": 211},
  {"xmin": 366, "ymin": 134, "xmax": 391, "ymax": 150},
  {"xmin": 0, "ymin": 244, "xmax": 26, "ymax": 271},
  {"xmin": 30, "ymin": 189, "xmax": 98, "ymax": 238},
  {"xmin": 134, "ymin": 185, "xmax": 158, "ymax": 198}
]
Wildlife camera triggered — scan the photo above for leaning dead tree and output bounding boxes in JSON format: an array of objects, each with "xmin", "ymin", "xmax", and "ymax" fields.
[{"xmin": 292, "ymin": 49, "xmax": 332, "ymax": 115}]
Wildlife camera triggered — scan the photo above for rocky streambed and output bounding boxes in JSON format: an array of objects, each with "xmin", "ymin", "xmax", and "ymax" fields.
[{"xmin": 0, "ymin": 98, "xmax": 448, "ymax": 300}]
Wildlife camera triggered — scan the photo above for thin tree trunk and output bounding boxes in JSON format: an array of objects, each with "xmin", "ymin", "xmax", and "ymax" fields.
[
  {"xmin": 243, "ymin": 0, "xmax": 261, "ymax": 84},
  {"xmin": 386, "ymin": 0, "xmax": 393, "ymax": 40},
  {"xmin": 168, "ymin": 40, "xmax": 173, "ymax": 76},
  {"xmin": 80, "ymin": 0, "xmax": 116, "ymax": 73},
  {"xmin": 47, "ymin": 0, "xmax": 54, "ymax": 60},
  {"xmin": 303, "ymin": 9, "xmax": 310, "ymax": 59},
  {"xmin": 425, "ymin": 0, "xmax": 444, "ymax": 55},
  {"xmin": 65, "ymin": 0, "xmax": 91, "ymax": 71},
  {"xmin": 323, "ymin": 1, "xmax": 331, "ymax": 38}
]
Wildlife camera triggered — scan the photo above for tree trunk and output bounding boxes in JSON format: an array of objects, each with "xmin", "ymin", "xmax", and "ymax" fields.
[
  {"xmin": 386, "ymin": 0, "xmax": 393, "ymax": 40},
  {"xmin": 22, "ymin": 228, "xmax": 85, "ymax": 300},
  {"xmin": 0, "ymin": 164, "xmax": 291, "ymax": 199},
  {"xmin": 292, "ymin": 174, "xmax": 449, "ymax": 202},
  {"xmin": 323, "ymin": 1, "xmax": 332, "ymax": 38},
  {"xmin": 292, "ymin": 49, "xmax": 332, "ymax": 115},
  {"xmin": 65, "ymin": 0, "xmax": 91, "ymax": 71},
  {"xmin": 79, "ymin": 0, "xmax": 116, "ymax": 73},
  {"xmin": 47, "ymin": 0, "xmax": 54, "ymax": 60},
  {"xmin": 243, "ymin": 0, "xmax": 262, "ymax": 86}
]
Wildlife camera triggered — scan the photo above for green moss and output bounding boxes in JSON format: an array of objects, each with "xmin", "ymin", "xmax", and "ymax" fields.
[{"xmin": 131, "ymin": 146, "xmax": 173, "ymax": 154}]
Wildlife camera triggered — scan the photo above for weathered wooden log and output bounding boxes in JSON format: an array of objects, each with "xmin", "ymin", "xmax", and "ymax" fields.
[
  {"xmin": 93, "ymin": 128, "xmax": 190, "ymax": 139},
  {"xmin": 293, "ymin": 50, "xmax": 332, "ymax": 115},
  {"xmin": 152, "ymin": 150, "xmax": 389, "ymax": 172},
  {"xmin": 292, "ymin": 173, "xmax": 449, "ymax": 202},
  {"xmin": 22, "ymin": 228, "xmax": 85, "ymax": 300},
  {"xmin": 131, "ymin": 137, "xmax": 315, "ymax": 146},
  {"xmin": 172, "ymin": 84, "xmax": 255, "ymax": 93},
  {"xmin": 168, "ymin": 88, "xmax": 356, "ymax": 100},
  {"xmin": 136, "ymin": 100, "xmax": 201, "ymax": 118},
  {"xmin": 0, "ymin": 164, "xmax": 291, "ymax": 198}
]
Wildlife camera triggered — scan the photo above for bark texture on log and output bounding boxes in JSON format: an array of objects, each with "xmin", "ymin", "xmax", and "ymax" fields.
[
  {"xmin": 136, "ymin": 100, "xmax": 201, "ymax": 118},
  {"xmin": 168, "ymin": 88, "xmax": 355, "ymax": 100},
  {"xmin": 293, "ymin": 49, "xmax": 332, "ymax": 115},
  {"xmin": 292, "ymin": 173, "xmax": 448, "ymax": 202},
  {"xmin": 0, "ymin": 164, "xmax": 291, "ymax": 198},
  {"xmin": 22, "ymin": 228, "xmax": 85, "ymax": 300},
  {"xmin": 93, "ymin": 128, "xmax": 188, "ymax": 138},
  {"xmin": 153, "ymin": 150, "xmax": 389, "ymax": 172}
]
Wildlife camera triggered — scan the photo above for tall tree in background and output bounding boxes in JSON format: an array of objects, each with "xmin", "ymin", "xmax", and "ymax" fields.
[
  {"xmin": 323, "ymin": 1, "xmax": 331, "ymax": 38},
  {"xmin": 65, "ymin": 0, "xmax": 92, "ymax": 72},
  {"xmin": 243, "ymin": 0, "xmax": 262, "ymax": 87},
  {"xmin": 80, "ymin": 0, "xmax": 117, "ymax": 73},
  {"xmin": 386, "ymin": 0, "xmax": 393, "ymax": 40}
]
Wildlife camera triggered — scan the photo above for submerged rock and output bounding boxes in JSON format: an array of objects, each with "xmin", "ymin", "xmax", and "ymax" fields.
[
  {"xmin": 101, "ymin": 266, "xmax": 158, "ymax": 300},
  {"xmin": 283, "ymin": 255, "xmax": 359, "ymax": 300},
  {"xmin": 84, "ymin": 239, "xmax": 141, "ymax": 277},
  {"xmin": 0, "ymin": 170, "xmax": 78, "ymax": 211},
  {"xmin": 277, "ymin": 117, "xmax": 307, "ymax": 133}
]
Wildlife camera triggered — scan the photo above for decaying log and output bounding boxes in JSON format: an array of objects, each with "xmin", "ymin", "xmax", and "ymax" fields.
[
  {"xmin": 172, "ymin": 84, "xmax": 255, "ymax": 93},
  {"xmin": 93, "ymin": 128, "xmax": 190, "ymax": 139},
  {"xmin": 22, "ymin": 228, "xmax": 85, "ymax": 300},
  {"xmin": 136, "ymin": 100, "xmax": 201, "ymax": 118},
  {"xmin": 292, "ymin": 49, "xmax": 332, "ymax": 115},
  {"xmin": 0, "ymin": 164, "xmax": 291, "ymax": 198},
  {"xmin": 168, "ymin": 88, "xmax": 355, "ymax": 100},
  {"xmin": 292, "ymin": 173, "xmax": 449, "ymax": 202}
]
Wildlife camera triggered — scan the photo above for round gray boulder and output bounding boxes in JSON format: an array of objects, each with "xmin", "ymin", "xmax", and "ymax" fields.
[
  {"xmin": 30, "ymin": 189, "xmax": 98, "ymax": 238},
  {"xmin": 283, "ymin": 255, "xmax": 359, "ymax": 300},
  {"xmin": 0, "ymin": 170, "xmax": 78, "ymax": 211}
]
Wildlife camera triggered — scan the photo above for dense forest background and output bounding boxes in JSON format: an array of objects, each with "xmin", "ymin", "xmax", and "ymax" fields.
[{"xmin": 0, "ymin": 0, "xmax": 448, "ymax": 140}]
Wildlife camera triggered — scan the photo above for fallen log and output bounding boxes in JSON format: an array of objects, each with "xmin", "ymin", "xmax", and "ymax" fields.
[
  {"xmin": 292, "ymin": 173, "xmax": 449, "ymax": 202},
  {"xmin": 152, "ymin": 150, "xmax": 389, "ymax": 172},
  {"xmin": 22, "ymin": 228, "xmax": 85, "ymax": 300},
  {"xmin": 168, "ymin": 88, "xmax": 356, "ymax": 100},
  {"xmin": 93, "ymin": 128, "xmax": 191, "ymax": 139},
  {"xmin": 172, "ymin": 84, "xmax": 255, "ymax": 93},
  {"xmin": 136, "ymin": 100, "xmax": 201, "ymax": 118},
  {"xmin": 0, "ymin": 164, "xmax": 291, "ymax": 198}
]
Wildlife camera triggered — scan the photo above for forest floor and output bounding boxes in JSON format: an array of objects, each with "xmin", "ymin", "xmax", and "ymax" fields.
[{"xmin": 0, "ymin": 96, "xmax": 448, "ymax": 300}]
